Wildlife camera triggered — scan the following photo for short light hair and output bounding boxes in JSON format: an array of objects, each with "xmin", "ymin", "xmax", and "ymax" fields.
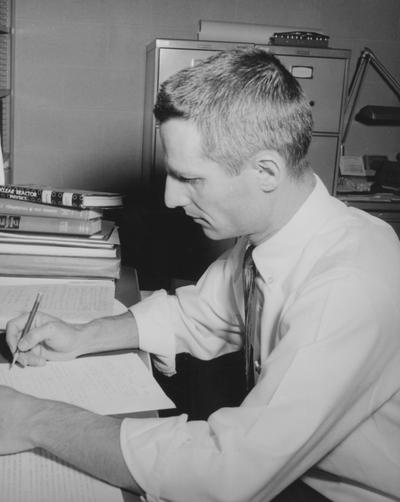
[{"xmin": 154, "ymin": 48, "xmax": 313, "ymax": 177}]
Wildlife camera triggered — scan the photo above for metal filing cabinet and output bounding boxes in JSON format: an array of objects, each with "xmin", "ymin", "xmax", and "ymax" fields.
[{"xmin": 142, "ymin": 39, "xmax": 351, "ymax": 194}]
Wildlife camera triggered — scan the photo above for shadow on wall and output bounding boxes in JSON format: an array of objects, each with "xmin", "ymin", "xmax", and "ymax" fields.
[{"xmin": 108, "ymin": 180, "xmax": 228, "ymax": 291}]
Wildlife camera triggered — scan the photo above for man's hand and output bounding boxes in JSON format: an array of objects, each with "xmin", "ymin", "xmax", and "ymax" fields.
[
  {"xmin": 6, "ymin": 310, "xmax": 140, "ymax": 367},
  {"xmin": 0, "ymin": 386, "xmax": 42, "ymax": 454},
  {"xmin": 6, "ymin": 312, "xmax": 85, "ymax": 367}
]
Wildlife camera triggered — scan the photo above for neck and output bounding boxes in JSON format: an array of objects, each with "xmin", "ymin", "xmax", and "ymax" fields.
[{"xmin": 249, "ymin": 171, "xmax": 316, "ymax": 246}]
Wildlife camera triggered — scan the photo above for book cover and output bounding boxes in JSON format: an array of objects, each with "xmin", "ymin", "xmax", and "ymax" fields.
[
  {"xmin": 0, "ymin": 184, "xmax": 123, "ymax": 208},
  {"xmin": 0, "ymin": 198, "xmax": 103, "ymax": 219},
  {"xmin": 0, "ymin": 241, "xmax": 118, "ymax": 258},
  {"xmin": 0, "ymin": 221, "xmax": 119, "ymax": 248},
  {"xmin": 0, "ymin": 253, "xmax": 121, "ymax": 279},
  {"xmin": 0, "ymin": 214, "xmax": 102, "ymax": 235}
]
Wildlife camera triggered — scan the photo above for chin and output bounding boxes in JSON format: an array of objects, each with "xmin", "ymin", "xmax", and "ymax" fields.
[{"xmin": 201, "ymin": 227, "xmax": 232, "ymax": 241}]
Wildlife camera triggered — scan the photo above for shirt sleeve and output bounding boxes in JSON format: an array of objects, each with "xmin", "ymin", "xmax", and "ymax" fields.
[
  {"xmin": 129, "ymin": 246, "xmax": 244, "ymax": 375},
  {"xmin": 121, "ymin": 269, "xmax": 400, "ymax": 502}
]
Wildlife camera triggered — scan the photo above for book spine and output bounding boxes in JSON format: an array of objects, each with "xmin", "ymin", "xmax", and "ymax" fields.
[
  {"xmin": 0, "ymin": 199, "xmax": 102, "ymax": 220},
  {"xmin": 0, "ymin": 214, "xmax": 101, "ymax": 235},
  {"xmin": 0, "ymin": 185, "xmax": 85, "ymax": 208},
  {"xmin": 0, "ymin": 242, "xmax": 117, "ymax": 258},
  {"xmin": 49, "ymin": 190, "xmax": 84, "ymax": 207},
  {"xmin": 0, "ymin": 185, "xmax": 44, "ymax": 203},
  {"xmin": 0, "ymin": 254, "xmax": 120, "ymax": 279}
]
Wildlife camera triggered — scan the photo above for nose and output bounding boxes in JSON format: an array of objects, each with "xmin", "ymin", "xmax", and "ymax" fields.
[{"xmin": 164, "ymin": 175, "xmax": 189, "ymax": 209}]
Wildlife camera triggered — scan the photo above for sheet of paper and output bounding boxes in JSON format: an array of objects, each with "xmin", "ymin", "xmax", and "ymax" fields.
[
  {"xmin": 0, "ymin": 352, "xmax": 174, "ymax": 414},
  {"xmin": 339, "ymin": 155, "xmax": 366, "ymax": 176},
  {"xmin": 0, "ymin": 351, "xmax": 170, "ymax": 501},
  {"xmin": 0, "ymin": 281, "xmax": 115, "ymax": 328},
  {"xmin": 0, "ymin": 448, "xmax": 124, "ymax": 502}
]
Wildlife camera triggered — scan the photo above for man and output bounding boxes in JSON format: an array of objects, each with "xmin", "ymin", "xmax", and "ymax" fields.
[{"xmin": 1, "ymin": 49, "xmax": 400, "ymax": 502}]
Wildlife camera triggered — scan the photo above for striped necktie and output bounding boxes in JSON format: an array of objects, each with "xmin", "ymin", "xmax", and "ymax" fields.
[{"xmin": 243, "ymin": 244, "xmax": 257, "ymax": 391}]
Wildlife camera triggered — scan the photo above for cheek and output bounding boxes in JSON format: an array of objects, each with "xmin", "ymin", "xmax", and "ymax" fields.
[
  {"xmin": 226, "ymin": 193, "xmax": 257, "ymax": 228},
  {"xmin": 216, "ymin": 200, "xmax": 246, "ymax": 228},
  {"xmin": 195, "ymin": 181, "xmax": 250, "ymax": 221}
]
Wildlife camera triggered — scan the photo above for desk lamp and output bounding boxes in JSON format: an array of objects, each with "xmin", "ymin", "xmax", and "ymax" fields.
[{"xmin": 341, "ymin": 47, "xmax": 400, "ymax": 153}]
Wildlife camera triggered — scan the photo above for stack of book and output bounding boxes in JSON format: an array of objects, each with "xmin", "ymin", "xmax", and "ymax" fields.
[{"xmin": 0, "ymin": 184, "xmax": 125, "ymax": 325}]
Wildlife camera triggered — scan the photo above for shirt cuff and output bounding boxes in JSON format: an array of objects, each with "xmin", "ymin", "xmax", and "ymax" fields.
[
  {"xmin": 120, "ymin": 415, "xmax": 188, "ymax": 501},
  {"xmin": 129, "ymin": 290, "xmax": 177, "ymax": 375}
]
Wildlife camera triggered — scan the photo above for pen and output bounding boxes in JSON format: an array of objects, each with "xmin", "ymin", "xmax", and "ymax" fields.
[{"xmin": 10, "ymin": 292, "xmax": 43, "ymax": 370}]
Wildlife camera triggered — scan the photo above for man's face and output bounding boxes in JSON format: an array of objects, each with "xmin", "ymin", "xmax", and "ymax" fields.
[{"xmin": 160, "ymin": 119, "xmax": 263, "ymax": 241}]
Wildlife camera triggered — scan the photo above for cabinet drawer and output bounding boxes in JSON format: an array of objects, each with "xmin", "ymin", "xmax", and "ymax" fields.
[{"xmin": 277, "ymin": 55, "xmax": 346, "ymax": 133}]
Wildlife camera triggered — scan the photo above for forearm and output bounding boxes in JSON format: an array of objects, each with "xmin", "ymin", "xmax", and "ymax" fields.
[
  {"xmin": 7, "ymin": 309, "xmax": 141, "ymax": 367},
  {"xmin": 30, "ymin": 397, "xmax": 142, "ymax": 493},
  {"xmin": 76, "ymin": 310, "xmax": 140, "ymax": 356}
]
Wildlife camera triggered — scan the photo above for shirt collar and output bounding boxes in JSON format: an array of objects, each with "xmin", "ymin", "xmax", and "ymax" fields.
[{"xmin": 251, "ymin": 175, "xmax": 344, "ymax": 281}]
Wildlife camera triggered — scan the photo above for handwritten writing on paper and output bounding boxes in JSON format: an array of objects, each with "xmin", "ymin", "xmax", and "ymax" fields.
[
  {"xmin": 0, "ymin": 449, "xmax": 124, "ymax": 502},
  {"xmin": 0, "ymin": 352, "xmax": 173, "ymax": 414},
  {"xmin": 0, "ymin": 352, "xmax": 172, "ymax": 502},
  {"xmin": 0, "ymin": 282, "xmax": 115, "ymax": 327}
]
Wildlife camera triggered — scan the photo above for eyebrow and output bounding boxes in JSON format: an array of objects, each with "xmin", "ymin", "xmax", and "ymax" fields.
[
  {"xmin": 165, "ymin": 164, "xmax": 197, "ymax": 181},
  {"xmin": 165, "ymin": 165, "xmax": 183, "ymax": 179}
]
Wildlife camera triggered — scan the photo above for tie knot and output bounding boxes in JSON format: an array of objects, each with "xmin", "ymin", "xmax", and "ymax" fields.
[
  {"xmin": 243, "ymin": 244, "xmax": 256, "ymax": 274},
  {"xmin": 243, "ymin": 245, "xmax": 256, "ymax": 300}
]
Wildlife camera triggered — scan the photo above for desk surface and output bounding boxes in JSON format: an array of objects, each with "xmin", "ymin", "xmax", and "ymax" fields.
[
  {"xmin": 114, "ymin": 267, "xmax": 148, "ymax": 501},
  {"xmin": 0, "ymin": 268, "xmax": 156, "ymax": 502}
]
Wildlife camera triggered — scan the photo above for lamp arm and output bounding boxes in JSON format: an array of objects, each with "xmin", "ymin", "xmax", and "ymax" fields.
[
  {"xmin": 345, "ymin": 50, "xmax": 370, "ymax": 110},
  {"xmin": 367, "ymin": 48, "xmax": 400, "ymax": 98},
  {"xmin": 341, "ymin": 47, "xmax": 400, "ymax": 151},
  {"xmin": 342, "ymin": 51, "xmax": 370, "ymax": 146}
]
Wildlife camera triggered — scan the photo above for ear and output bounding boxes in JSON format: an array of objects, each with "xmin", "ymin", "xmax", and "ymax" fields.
[{"xmin": 252, "ymin": 151, "xmax": 285, "ymax": 193}]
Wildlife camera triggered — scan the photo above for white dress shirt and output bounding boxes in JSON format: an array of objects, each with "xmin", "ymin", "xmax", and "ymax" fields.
[{"xmin": 123, "ymin": 176, "xmax": 400, "ymax": 502}]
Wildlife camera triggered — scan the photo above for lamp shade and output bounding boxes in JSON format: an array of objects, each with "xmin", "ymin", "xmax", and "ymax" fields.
[{"xmin": 355, "ymin": 105, "xmax": 400, "ymax": 125}]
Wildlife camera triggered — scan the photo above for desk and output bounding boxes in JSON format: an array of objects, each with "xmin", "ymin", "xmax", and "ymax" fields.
[
  {"xmin": 115, "ymin": 267, "xmax": 148, "ymax": 502},
  {"xmin": 0, "ymin": 268, "xmax": 155, "ymax": 502}
]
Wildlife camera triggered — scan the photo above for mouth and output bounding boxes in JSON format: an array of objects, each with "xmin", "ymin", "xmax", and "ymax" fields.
[
  {"xmin": 185, "ymin": 211, "xmax": 200, "ymax": 220},
  {"xmin": 187, "ymin": 214, "xmax": 208, "ymax": 226}
]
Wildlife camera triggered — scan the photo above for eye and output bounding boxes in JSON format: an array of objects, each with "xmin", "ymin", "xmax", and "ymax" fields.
[
  {"xmin": 167, "ymin": 170, "xmax": 202, "ymax": 185},
  {"xmin": 179, "ymin": 176, "xmax": 201, "ymax": 185}
]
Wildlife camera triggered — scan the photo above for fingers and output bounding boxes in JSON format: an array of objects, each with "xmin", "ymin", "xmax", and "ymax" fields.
[
  {"xmin": 16, "ymin": 324, "xmax": 52, "ymax": 352},
  {"xmin": 17, "ymin": 342, "xmax": 77, "ymax": 366},
  {"xmin": 7, "ymin": 322, "xmax": 52, "ymax": 358},
  {"xmin": 6, "ymin": 312, "xmax": 67, "ymax": 366},
  {"xmin": 16, "ymin": 345, "xmax": 47, "ymax": 367},
  {"xmin": 6, "ymin": 311, "xmax": 52, "ymax": 351},
  {"xmin": 6, "ymin": 313, "xmax": 30, "ymax": 353},
  {"xmin": 12, "ymin": 323, "xmax": 62, "ymax": 366},
  {"xmin": 9, "ymin": 331, "xmax": 48, "ymax": 367}
]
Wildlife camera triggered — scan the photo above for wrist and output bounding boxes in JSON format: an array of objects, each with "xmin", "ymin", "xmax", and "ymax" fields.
[
  {"xmin": 28, "ymin": 398, "xmax": 137, "ymax": 490},
  {"xmin": 29, "ymin": 397, "xmax": 116, "ymax": 452},
  {"xmin": 25, "ymin": 395, "xmax": 53, "ymax": 449}
]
